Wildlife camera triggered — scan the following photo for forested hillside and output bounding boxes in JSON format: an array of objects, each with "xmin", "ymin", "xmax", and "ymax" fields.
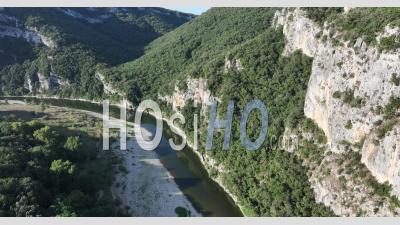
[
  {"xmin": 102, "ymin": 7, "xmax": 400, "ymax": 216},
  {"xmin": 1, "ymin": 7, "xmax": 400, "ymax": 217},
  {"xmin": 0, "ymin": 7, "xmax": 193, "ymax": 98},
  {"xmin": 102, "ymin": 8, "xmax": 334, "ymax": 216},
  {"xmin": 104, "ymin": 8, "xmax": 277, "ymax": 100}
]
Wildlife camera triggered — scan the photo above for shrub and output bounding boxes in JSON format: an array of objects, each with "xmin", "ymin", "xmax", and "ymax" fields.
[
  {"xmin": 175, "ymin": 206, "xmax": 191, "ymax": 217},
  {"xmin": 345, "ymin": 120, "xmax": 353, "ymax": 129},
  {"xmin": 377, "ymin": 120, "xmax": 397, "ymax": 139},
  {"xmin": 384, "ymin": 96, "xmax": 400, "ymax": 119},
  {"xmin": 342, "ymin": 89, "xmax": 365, "ymax": 108},
  {"xmin": 333, "ymin": 91, "xmax": 342, "ymax": 99},
  {"xmin": 50, "ymin": 159, "xmax": 76, "ymax": 175},
  {"xmin": 64, "ymin": 136, "xmax": 82, "ymax": 152},
  {"xmin": 390, "ymin": 73, "xmax": 400, "ymax": 86}
]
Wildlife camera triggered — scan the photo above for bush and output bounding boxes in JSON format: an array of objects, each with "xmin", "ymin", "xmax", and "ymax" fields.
[
  {"xmin": 64, "ymin": 136, "xmax": 82, "ymax": 152},
  {"xmin": 303, "ymin": 8, "xmax": 344, "ymax": 26},
  {"xmin": 376, "ymin": 120, "xmax": 397, "ymax": 139},
  {"xmin": 345, "ymin": 120, "xmax": 353, "ymax": 129},
  {"xmin": 175, "ymin": 206, "xmax": 191, "ymax": 217},
  {"xmin": 50, "ymin": 159, "xmax": 76, "ymax": 175},
  {"xmin": 390, "ymin": 73, "xmax": 400, "ymax": 86},
  {"xmin": 384, "ymin": 96, "xmax": 400, "ymax": 119},
  {"xmin": 333, "ymin": 91, "xmax": 342, "ymax": 99},
  {"xmin": 342, "ymin": 89, "xmax": 365, "ymax": 108}
]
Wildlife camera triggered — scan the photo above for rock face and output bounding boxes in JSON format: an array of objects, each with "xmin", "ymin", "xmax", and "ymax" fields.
[
  {"xmin": 362, "ymin": 124, "xmax": 400, "ymax": 197},
  {"xmin": 224, "ymin": 57, "xmax": 243, "ymax": 72},
  {"xmin": 159, "ymin": 78, "xmax": 214, "ymax": 112},
  {"xmin": 95, "ymin": 72, "xmax": 120, "ymax": 95},
  {"xmin": 26, "ymin": 72, "xmax": 68, "ymax": 93},
  {"xmin": 275, "ymin": 8, "xmax": 400, "ymax": 152},
  {"xmin": 58, "ymin": 8, "xmax": 112, "ymax": 24},
  {"xmin": 26, "ymin": 26, "xmax": 57, "ymax": 48},
  {"xmin": 275, "ymin": 8, "xmax": 400, "ymax": 215},
  {"xmin": 0, "ymin": 13, "xmax": 55, "ymax": 48}
]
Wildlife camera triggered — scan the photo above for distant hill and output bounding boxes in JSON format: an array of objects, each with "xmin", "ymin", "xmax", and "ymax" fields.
[{"xmin": 0, "ymin": 7, "xmax": 193, "ymax": 97}]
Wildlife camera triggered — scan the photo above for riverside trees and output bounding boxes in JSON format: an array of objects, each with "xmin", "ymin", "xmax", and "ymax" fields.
[{"xmin": 0, "ymin": 118, "xmax": 119, "ymax": 216}]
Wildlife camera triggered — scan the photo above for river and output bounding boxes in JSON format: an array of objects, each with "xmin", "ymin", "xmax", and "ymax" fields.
[{"xmin": 0, "ymin": 96, "xmax": 243, "ymax": 217}]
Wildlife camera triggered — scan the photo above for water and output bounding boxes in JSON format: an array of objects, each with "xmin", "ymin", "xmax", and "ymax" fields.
[
  {"xmin": 1, "ymin": 96, "xmax": 243, "ymax": 216},
  {"xmin": 142, "ymin": 120, "xmax": 242, "ymax": 216}
]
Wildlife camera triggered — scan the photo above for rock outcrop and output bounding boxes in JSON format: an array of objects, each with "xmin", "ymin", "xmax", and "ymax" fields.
[
  {"xmin": 58, "ymin": 8, "xmax": 112, "ymax": 24},
  {"xmin": 95, "ymin": 72, "xmax": 121, "ymax": 95},
  {"xmin": 275, "ymin": 8, "xmax": 400, "ymax": 215},
  {"xmin": 224, "ymin": 57, "xmax": 243, "ymax": 72},
  {"xmin": 159, "ymin": 78, "xmax": 214, "ymax": 112},
  {"xmin": 0, "ymin": 13, "xmax": 55, "ymax": 48},
  {"xmin": 362, "ymin": 124, "xmax": 400, "ymax": 197},
  {"xmin": 26, "ymin": 72, "xmax": 68, "ymax": 93}
]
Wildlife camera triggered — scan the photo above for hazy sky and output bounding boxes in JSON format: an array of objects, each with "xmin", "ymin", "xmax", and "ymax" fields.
[{"xmin": 168, "ymin": 7, "xmax": 210, "ymax": 15}]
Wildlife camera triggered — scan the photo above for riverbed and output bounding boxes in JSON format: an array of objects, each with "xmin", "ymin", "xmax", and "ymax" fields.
[{"xmin": 0, "ymin": 97, "xmax": 243, "ymax": 216}]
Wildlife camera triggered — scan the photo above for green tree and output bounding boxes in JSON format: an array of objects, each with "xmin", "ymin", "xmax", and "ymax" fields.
[
  {"xmin": 33, "ymin": 126, "xmax": 58, "ymax": 145},
  {"xmin": 50, "ymin": 198, "xmax": 77, "ymax": 217},
  {"xmin": 50, "ymin": 159, "xmax": 76, "ymax": 175},
  {"xmin": 64, "ymin": 136, "xmax": 82, "ymax": 152}
]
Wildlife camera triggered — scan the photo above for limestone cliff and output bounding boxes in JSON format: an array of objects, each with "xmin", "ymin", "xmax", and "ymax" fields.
[
  {"xmin": 275, "ymin": 8, "xmax": 400, "ymax": 216},
  {"xmin": 26, "ymin": 72, "xmax": 69, "ymax": 93},
  {"xmin": 158, "ymin": 78, "xmax": 215, "ymax": 112},
  {"xmin": 0, "ymin": 13, "xmax": 55, "ymax": 48}
]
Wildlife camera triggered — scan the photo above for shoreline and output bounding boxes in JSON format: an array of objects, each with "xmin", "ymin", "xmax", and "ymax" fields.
[
  {"xmin": 1, "ymin": 95, "xmax": 245, "ymax": 216},
  {"xmin": 0, "ymin": 99, "xmax": 201, "ymax": 217},
  {"xmin": 146, "ymin": 110, "xmax": 246, "ymax": 216}
]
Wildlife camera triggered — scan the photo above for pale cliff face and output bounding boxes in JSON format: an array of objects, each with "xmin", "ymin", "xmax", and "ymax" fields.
[
  {"xmin": 0, "ymin": 13, "xmax": 56, "ymax": 48},
  {"xmin": 275, "ymin": 8, "xmax": 400, "ymax": 215},
  {"xmin": 95, "ymin": 72, "xmax": 120, "ymax": 96},
  {"xmin": 25, "ymin": 72, "xmax": 69, "ymax": 93},
  {"xmin": 362, "ymin": 124, "xmax": 400, "ymax": 197},
  {"xmin": 159, "ymin": 78, "xmax": 214, "ymax": 112},
  {"xmin": 275, "ymin": 8, "xmax": 400, "ymax": 152}
]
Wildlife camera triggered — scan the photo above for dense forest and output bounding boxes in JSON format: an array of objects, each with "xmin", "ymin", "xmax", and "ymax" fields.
[
  {"xmin": 0, "ymin": 111, "xmax": 124, "ymax": 216},
  {"xmin": 0, "ymin": 7, "xmax": 336, "ymax": 216},
  {"xmin": 102, "ymin": 8, "xmax": 334, "ymax": 216},
  {"xmin": 0, "ymin": 7, "xmax": 193, "ymax": 98},
  {"xmin": 104, "ymin": 8, "xmax": 278, "ymax": 100},
  {"xmin": 2, "ymin": 7, "xmax": 400, "ymax": 217},
  {"xmin": 0, "ymin": 113, "xmax": 122, "ymax": 216},
  {"xmin": 304, "ymin": 7, "xmax": 400, "ymax": 51}
]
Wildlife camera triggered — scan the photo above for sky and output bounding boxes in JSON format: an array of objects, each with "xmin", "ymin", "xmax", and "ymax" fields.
[{"xmin": 167, "ymin": 7, "xmax": 210, "ymax": 15}]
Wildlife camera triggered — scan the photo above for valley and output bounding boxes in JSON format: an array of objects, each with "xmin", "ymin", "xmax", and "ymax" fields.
[
  {"xmin": 1, "ymin": 7, "xmax": 400, "ymax": 217},
  {"xmin": 0, "ymin": 98, "xmax": 242, "ymax": 216}
]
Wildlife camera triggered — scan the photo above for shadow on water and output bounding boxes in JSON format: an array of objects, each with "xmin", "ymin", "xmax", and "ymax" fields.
[{"xmin": 140, "ymin": 120, "xmax": 243, "ymax": 217}]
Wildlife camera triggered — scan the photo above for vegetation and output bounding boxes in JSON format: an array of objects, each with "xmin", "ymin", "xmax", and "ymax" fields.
[
  {"xmin": 0, "ymin": 97, "xmax": 121, "ymax": 118},
  {"xmin": 3, "ymin": 7, "xmax": 400, "ymax": 217},
  {"xmin": 0, "ymin": 117, "xmax": 120, "ymax": 216},
  {"xmin": 304, "ymin": 8, "xmax": 400, "ymax": 51},
  {"xmin": 303, "ymin": 8, "xmax": 343, "ymax": 26},
  {"xmin": 0, "ymin": 7, "xmax": 193, "ymax": 98},
  {"xmin": 383, "ymin": 96, "xmax": 400, "ymax": 119},
  {"xmin": 4, "ymin": 8, "xmax": 192, "ymax": 65},
  {"xmin": 376, "ymin": 120, "xmax": 397, "ymax": 139},
  {"xmin": 106, "ymin": 8, "xmax": 278, "ymax": 99},
  {"xmin": 175, "ymin": 206, "xmax": 191, "ymax": 217},
  {"xmin": 103, "ymin": 8, "xmax": 334, "ymax": 216},
  {"xmin": 345, "ymin": 120, "xmax": 353, "ymax": 130},
  {"xmin": 366, "ymin": 179, "xmax": 400, "ymax": 208},
  {"xmin": 0, "ymin": 37, "xmax": 38, "ymax": 68},
  {"xmin": 332, "ymin": 89, "xmax": 365, "ymax": 108},
  {"xmin": 390, "ymin": 73, "xmax": 400, "ymax": 86}
]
